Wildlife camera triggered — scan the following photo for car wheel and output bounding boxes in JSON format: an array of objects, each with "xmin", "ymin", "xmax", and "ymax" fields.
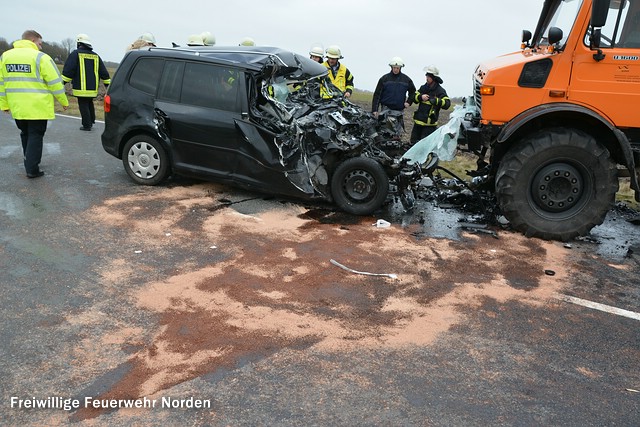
[
  {"xmin": 495, "ymin": 127, "xmax": 618, "ymax": 241},
  {"xmin": 330, "ymin": 157, "xmax": 389, "ymax": 215},
  {"xmin": 122, "ymin": 135, "xmax": 170, "ymax": 185}
]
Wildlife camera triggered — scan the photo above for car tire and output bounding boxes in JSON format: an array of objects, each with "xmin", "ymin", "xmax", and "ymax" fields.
[
  {"xmin": 495, "ymin": 127, "xmax": 618, "ymax": 241},
  {"xmin": 330, "ymin": 157, "xmax": 389, "ymax": 215},
  {"xmin": 122, "ymin": 135, "xmax": 170, "ymax": 186}
]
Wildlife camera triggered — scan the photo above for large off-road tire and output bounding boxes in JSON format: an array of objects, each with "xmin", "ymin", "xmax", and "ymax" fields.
[
  {"xmin": 495, "ymin": 127, "xmax": 618, "ymax": 241},
  {"xmin": 122, "ymin": 135, "xmax": 170, "ymax": 186},
  {"xmin": 330, "ymin": 157, "xmax": 389, "ymax": 215}
]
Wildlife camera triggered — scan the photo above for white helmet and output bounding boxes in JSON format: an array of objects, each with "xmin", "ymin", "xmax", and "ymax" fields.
[
  {"xmin": 423, "ymin": 65, "xmax": 440, "ymax": 76},
  {"xmin": 76, "ymin": 33, "xmax": 92, "ymax": 47},
  {"xmin": 389, "ymin": 56, "xmax": 404, "ymax": 67},
  {"xmin": 424, "ymin": 65, "xmax": 443, "ymax": 83},
  {"xmin": 187, "ymin": 34, "xmax": 205, "ymax": 46},
  {"xmin": 201, "ymin": 31, "xmax": 216, "ymax": 46},
  {"xmin": 140, "ymin": 32, "xmax": 156, "ymax": 45},
  {"xmin": 309, "ymin": 45, "xmax": 324, "ymax": 57},
  {"xmin": 239, "ymin": 37, "xmax": 255, "ymax": 46},
  {"xmin": 325, "ymin": 45, "xmax": 342, "ymax": 59}
]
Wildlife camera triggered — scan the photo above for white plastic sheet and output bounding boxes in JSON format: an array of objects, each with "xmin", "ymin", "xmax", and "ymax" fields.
[{"xmin": 401, "ymin": 105, "xmax": 467, "ymax": 164}]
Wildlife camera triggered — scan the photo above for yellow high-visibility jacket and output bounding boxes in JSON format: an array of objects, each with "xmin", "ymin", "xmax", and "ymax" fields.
[
  {"xmin": 321, "ymin": 61, "xmax": 354, "ymax": 98},
  {"xmin": 0, "ymin": 39, "xmax": 68, "ymax": 119}
]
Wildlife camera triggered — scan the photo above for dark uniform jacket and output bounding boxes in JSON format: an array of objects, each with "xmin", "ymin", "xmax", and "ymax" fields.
[
  {"xmin": 413, "ymin": 82, "xmax": 450, "ymax": 126},
  {"xmin": 372, "ymin": 71, "xmax": 416, "ymax": 112},
  {"xmin": 62, "ymin": 44, "xmax": 111, "ymax": 98}
]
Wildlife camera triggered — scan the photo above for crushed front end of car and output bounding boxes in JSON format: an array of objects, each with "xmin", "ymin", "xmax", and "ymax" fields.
[{"xmin": 243, "ymin": 53, "xmax": 422, "ymax": 214}]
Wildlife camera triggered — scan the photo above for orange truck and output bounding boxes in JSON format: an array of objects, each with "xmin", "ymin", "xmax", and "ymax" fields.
[{"xmin": 461, "ymin": 0, "xmax": 640, "ymax": 240}]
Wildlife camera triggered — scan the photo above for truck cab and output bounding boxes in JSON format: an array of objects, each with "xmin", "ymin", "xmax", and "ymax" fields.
[{"xmin": 464, "ymin": 0, "xmax": 640, "ymax": 240}]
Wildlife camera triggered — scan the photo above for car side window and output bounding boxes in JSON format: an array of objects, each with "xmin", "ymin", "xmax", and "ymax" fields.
[
  {"xmin": 129, "ymin": 58, "xmax": 164, "ymax": 95},
  {"xmin": 158, "ymin": 61, "xmax": 184, "ymax": 102},
  {"xmin": 181, "ymin": 63, "xmax": 240, "ymax": 111}
]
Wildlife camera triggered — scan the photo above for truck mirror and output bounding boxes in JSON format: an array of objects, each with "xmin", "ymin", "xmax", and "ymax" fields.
[
  {"xmin": 548, "ymin": 27, "xmax": 563, "ymax": 45},
  {"xmin": 590, "ymin": 28, "xmax": 602, "ymax": 48},
  {"xmin": 591, "ymin": 0, "xmax": 610, "ymax": 28},
  {"xmin": 522, "ymin": 30, "xmax": 532, "ymax": 44}
]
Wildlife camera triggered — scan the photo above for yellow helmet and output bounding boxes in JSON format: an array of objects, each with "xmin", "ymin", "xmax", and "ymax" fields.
[
  {"xmin": 239, "ymin": 37, "xmax": 255, "ymax": 46},
  {"xmin": 325, "ymin": 45, "xmax": 342, "ymax": 59}
]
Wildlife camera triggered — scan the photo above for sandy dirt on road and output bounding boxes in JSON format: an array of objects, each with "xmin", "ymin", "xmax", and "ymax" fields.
[{"xmin": 71, "ymin": 184, "xmax": 570, "ymax": 421}]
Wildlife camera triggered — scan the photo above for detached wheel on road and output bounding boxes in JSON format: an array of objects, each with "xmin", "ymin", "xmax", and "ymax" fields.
[
  {"xmin": 122, "ymin": 135, "xmax": 170, "ymax": 185},
  {"xmin": 331, "ymin": 157, "xmax": 389, "ymax": 215},
  {"xmin": 496, "ymin": 127, "xmax": 618, "ymax": 241}
]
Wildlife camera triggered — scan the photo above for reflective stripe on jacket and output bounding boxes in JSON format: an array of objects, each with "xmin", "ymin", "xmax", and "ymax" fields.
[
  {"xmin": 0, "ymin": 39, "xmax": 68, "ymax": 119},
  {"xmin": 62, "ymin": 46, "xmax": 111, "ymax": 98}
]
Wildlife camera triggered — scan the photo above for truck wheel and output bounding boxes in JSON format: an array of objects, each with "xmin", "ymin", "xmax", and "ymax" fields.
[
  {"xmin": 331, "ymin": 157, "xmax": 389, "ymax": 215},
  {"xmin": 496, "ymin": 128, "xmax": 618, "ymax": 241},
  {"xmin": 122, "ymin": 135, "xmax": 170, "ymax": 186}
]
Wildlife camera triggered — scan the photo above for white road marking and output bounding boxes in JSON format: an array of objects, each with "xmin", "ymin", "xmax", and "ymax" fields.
[
  {"xmin": 555, "ymin": 294, "xmax": 640, "ymax": 321},
  {"xmin": 56, "ymin": 113, "xmax": 104, "ymax": 124}
]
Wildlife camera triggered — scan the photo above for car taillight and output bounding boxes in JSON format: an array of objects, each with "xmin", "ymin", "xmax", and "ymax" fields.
[{"xmin": 104, "ymin": 95, "xmax": 111, "ymax": 113}]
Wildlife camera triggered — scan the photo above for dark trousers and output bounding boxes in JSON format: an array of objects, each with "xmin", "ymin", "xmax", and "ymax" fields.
[
  {"xmin": 410, "ymin": 123, "xmax": 437, "ymax": 144},
  {"xmin": 15, "ymin": 119, "xmax": 48, "ymax": 175},
  {"xmin": 77, "ymin": 97, "xmax": 95, "ymax": 129}
]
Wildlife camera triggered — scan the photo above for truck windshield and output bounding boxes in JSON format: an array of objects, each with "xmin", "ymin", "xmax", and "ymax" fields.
[{"xmin": 538, "ymin": 0, "xmax": 584, "ymax": 48}]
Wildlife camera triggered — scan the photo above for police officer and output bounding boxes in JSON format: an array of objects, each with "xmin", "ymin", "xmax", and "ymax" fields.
[
  {"xmin": 410, "ymin": 65, "xmax": 451, "ymax": 144},
  {"xmin": 0, "ymin": 29, "xmax": 69, "ymax": 178},
  {"xmin": 322, "ymin": 45, "xmax": 354, "ymax": 98},
  {"xmin": 62, "ymin": 34, "xmax": 111, "ymax": 131}
]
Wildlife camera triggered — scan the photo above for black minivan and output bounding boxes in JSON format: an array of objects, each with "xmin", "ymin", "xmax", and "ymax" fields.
[{"xmin": 102, "ymin": 46, "xmax": 420, "ymax": 214}]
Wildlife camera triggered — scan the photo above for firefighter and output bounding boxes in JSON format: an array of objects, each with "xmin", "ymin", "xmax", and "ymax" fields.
[
  {"xmin": 309, "ymin": 44, "xmax": 324, "ymax": 63},
  {"xmin": 322, "ymin": 45, "xmax": 354, "ymax": 98},
  {"xmin": 62, "ymin": 34, "xmax": 111, "ymax": 131},
  {"xmin": 239, "ymin": 37, "xmax": 256, "ymax": 46},
  {"xmin": 371, "ymin": 56, "xmax": 416, "ymax": 127},
  {"xmin": 410, "ymin": 65, "xmax": 450, "ymax": 144},
  {"xmin": 126, "ymin": 32, "xmax": 156, "ymax": 51},
  {"xmin": 0, "ymin": 29, "xmax": 69, "ymax": 178}
]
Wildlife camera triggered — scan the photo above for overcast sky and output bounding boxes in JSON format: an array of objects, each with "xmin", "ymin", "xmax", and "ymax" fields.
[{"xmin": 4, "ymin": 0, "xmax": 544, "ymax": 98}]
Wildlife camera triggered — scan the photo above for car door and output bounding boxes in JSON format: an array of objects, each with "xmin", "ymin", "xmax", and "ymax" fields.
[{"xmin": 155, "ymin": 60, "xmax": 243, "ymax": 178}]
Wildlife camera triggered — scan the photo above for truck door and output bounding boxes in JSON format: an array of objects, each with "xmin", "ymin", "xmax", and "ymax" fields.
[{"xmin": 569, "ymin": 0, "xmax": 640, "ymax": 128}]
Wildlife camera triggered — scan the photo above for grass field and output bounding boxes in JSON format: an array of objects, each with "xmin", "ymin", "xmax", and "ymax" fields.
[{"xmin": 59, "ymin": 83, "xmax": 637, "ymax": 209}]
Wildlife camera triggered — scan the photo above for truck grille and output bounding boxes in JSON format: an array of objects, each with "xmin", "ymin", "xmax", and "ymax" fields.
[{"xmin": 473, "ymin": 79, "xmax": 482, "ymax": 112}]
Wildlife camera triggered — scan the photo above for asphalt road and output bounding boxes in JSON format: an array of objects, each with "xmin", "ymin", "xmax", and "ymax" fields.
[{"xmin": 1, "ymin": 113, "xmax": 639, "ymax": 426}]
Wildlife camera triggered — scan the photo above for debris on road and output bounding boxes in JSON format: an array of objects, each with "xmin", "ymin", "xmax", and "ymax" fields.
[{"xmin": 330, "ymin": 259, "xmax": 398, "ymax": 279}]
